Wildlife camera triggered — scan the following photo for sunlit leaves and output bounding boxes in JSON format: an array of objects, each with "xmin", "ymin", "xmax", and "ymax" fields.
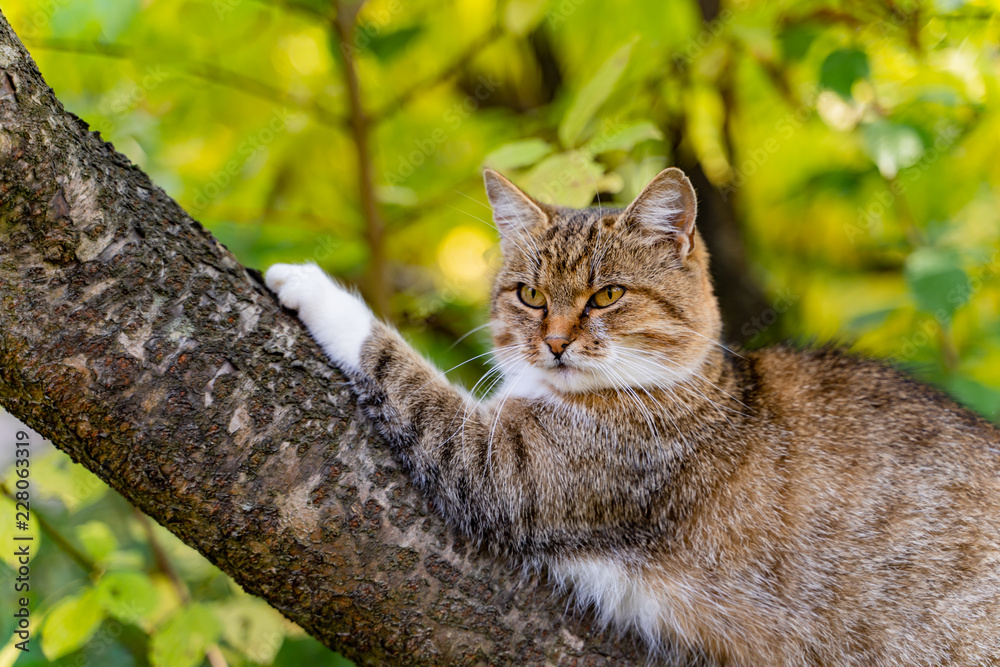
[
  {"xmin": 97, "ymin": 572, "xmax": 160, "ymax": 629},
  {"xmin": 76, "ymin": 520, "xmax": 117, "ymax": 564},
  {"xmin": 484, "ymin": 138, "xmax": 554, "ymax": 170},
  {"xmin": 41, "ymin": 589, "xmax": 104, "ymax": 660},
  {"xmin": 504, "ymin": 0, "xmax": 551, "ymax": 36},
  {"xmin": 905, "ymin": 247, "xmax": 970, "ymax": 319},
  {"xmin": 558, "ymin": 38, "xmax": 637, "ymax": 148},
  {"xmin": 150, "ymin": 604, "xmax": 223, "ymax": 667},
  {"xmin": 521, "ymin": 152, "xmax": 621, "ymax": 207},
  {"xmin": 585, "ymin": 120, "xmax": 663, "ymax": 154},
  {"xmin": 863, "ymin": 120, "xmax": 925, "ymax": 178},
  {"xmin": 213, "ymin": 597, "xmax": 288, "ymax": 664}
]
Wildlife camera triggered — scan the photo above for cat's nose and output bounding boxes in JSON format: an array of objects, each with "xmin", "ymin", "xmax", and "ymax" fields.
[{"xmin": 545, "ymin": 337, "xmax": 571, "ymax": 358}]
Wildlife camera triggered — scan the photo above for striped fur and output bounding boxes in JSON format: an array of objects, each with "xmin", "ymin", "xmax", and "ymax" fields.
[{"xmin": 267, "ymin": 168, "xmax": 1000, "ymax": 666}]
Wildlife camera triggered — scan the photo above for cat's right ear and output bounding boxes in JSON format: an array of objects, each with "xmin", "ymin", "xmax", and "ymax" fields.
[
  {"xmin": 483, "ymin": 169, "xmax": 547, "ymax": 243},
  {"xmin": 623, "ymin": 167, "xmax": 698, "ymax": 258}
]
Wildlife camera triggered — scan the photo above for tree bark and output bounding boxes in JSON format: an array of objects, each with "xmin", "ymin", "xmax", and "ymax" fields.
[{"xmin": 0, "ymin": 13, "xmax": 686, "ymax": 666}]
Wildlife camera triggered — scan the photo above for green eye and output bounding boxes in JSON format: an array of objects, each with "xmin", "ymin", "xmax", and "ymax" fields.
[
  {"xmin": 591, "ymin": 285, "xmax": 625, "ymax": 308},
  {"xmin": 518, "ymin": 284, "xmax": 547, "ymax": 309}
]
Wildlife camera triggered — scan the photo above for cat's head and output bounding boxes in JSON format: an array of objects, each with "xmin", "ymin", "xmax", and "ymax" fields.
[{"xmin": 485, "ymin": 167, "xmax": 721, "ymax": 395}]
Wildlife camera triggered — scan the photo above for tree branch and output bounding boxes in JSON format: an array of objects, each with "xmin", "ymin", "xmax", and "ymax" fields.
[{"xmin": 0, "ymin": 12, "xmax": 673, "ymax": 665}]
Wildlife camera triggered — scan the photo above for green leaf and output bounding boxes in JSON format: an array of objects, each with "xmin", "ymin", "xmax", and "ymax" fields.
[
  {"xmin": 362, "ymin": 25, "xmax": 423, "ymax": 62},
  {"xmin": 847, "ymin": 307, "xmax": 897, "ymax": 333},
  {"xmin": 945, "ymin": 376, "xmax": 1000, "ymax": 419},
  {"xmin": 779, "ymin": 24, "xmax": 819, "ymax": 61},
  {"xmin": 96, "ymin": 572, "xmax": 160, "ymax": 627},
  {"xmin": 151, "ymin": 604, "xmax": 223, "ymax": 667},
  {"xmin": 504, "ymin": 0, "xmax": 551, "ymax": 36},
  {"xmin": 484, "ymin": 138, "xmax": 554, "ymax": 170},
  {"xmin": 585, "ymin": 120, "xmax": 663, "ymax": 154},
  {"xmin": 41, "ymin": 589, "xmax": 104, "ymax": 660},
  {"xmin": 76, "ymin": 520, "xmax": 118, "ymax": 564},
  {"xmin": 521, "ymin": 152, "xmax": 621, "ymax": 207},
  {"xmin": 558, "ymin": 38, "xmax": 637, "ymax": 148},
  {"xmin": 819, "ymin": 48, "xmax": 870, "ymax": 99},
  {"xmin": 904, "ymin": 247, "xmax": 970, "ymax": 319},
  {"xmin": 31, "ymin": 449, "xmax": 107, "ymax": 512},
  {"xmin": 863, "ymin": 121, "xmax": 925, "ymax": 178},
  {"xmin": 213, "ymin": 597, "xmax": 287, "ymax": 663}
]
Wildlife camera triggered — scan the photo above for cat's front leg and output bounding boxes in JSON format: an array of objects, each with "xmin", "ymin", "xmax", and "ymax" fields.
[
  {"xmin": 264, "ymin": 262, "xmax": 542, "ymax": 548},
  {"xmin": 264, "ymin": 262, "xmax": 373, "ymax": 372}
]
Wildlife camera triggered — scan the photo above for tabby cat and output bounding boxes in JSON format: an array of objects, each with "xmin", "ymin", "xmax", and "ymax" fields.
[{"xmin": 265, "ymin": 167, "xmax": 1000, "ymax": 666}]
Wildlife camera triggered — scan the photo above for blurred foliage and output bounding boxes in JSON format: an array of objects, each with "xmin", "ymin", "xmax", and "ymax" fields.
[{"xmin": 3, "ymin": 0, "xmax": 1000, "ymax": 664}]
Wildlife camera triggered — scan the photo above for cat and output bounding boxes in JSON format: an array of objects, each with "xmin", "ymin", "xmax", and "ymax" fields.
[{"xmin": 265, "ymin": 167, "xmax": 1000, "ymax": 666}]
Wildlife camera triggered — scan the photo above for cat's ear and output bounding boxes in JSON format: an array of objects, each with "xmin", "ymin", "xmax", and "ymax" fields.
[
  {"xmin": 623, "ymin": 167, "xmax": 698, "ymax": 257},
  {"xmin": 483, "ymin": 169, "xmax": 547, "ymax": 240}
]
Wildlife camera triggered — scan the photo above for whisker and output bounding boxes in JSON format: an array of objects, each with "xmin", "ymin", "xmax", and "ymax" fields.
[
  {"xmin": 414, "ymin": 344, "xmax": 527, "ymax": 394},
  {"xmin": 484, "ymin": 363, "xmax": 531, "ymax": 482},
  {"xmin": 666, "ymin": 324, "xmax": 746, "ymax": 360},
  {"xmin": 447, "ymin": 202, "xmax": 541, "ymax": 269},
  {"xmin": 614, "ymin": 348, "xmax": 748, "ymax": 422},
  {"xmin": 619, "ymin": 346, "xmax": 751, "ymax": 410},
  {"xmin": 598, "ymin": 364, "xmax": 660, "ymax": 437},
  {"xmin": 449, "ymin": 322, "xmax": 493, "ymax": 350}
]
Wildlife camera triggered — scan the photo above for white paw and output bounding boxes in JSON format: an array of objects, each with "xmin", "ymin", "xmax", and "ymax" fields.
[
  {"xmin": 265, "ymin": 262, "xmax": 328, "ymax": 311},
  {"xmin": 265, "ymin": 263, "xmax": 374, "ymax": 371}
]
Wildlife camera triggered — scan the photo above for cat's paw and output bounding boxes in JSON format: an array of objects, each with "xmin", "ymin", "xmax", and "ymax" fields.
[
  {"xmin": 265, "ymin": 263, "xmax": 328, "ymax": 312},
  {"xmin": 265, "ymin": 263, "xmax": 374, "ymax": 371}
]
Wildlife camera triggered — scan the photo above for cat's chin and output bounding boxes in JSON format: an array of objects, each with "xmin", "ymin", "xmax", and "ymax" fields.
[
  {"xmin": 496, "ymin": 359, "xmax": 599, "ymax": 397},
  {"xmin": 499, "ymin": 358, "xmax": 672, "ymax": 397}
]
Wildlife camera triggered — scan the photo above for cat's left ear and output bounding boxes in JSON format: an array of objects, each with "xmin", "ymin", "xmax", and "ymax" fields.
[
  {"xmin": 623, "ymin": 167, "xmax": 698, "ymax": 257},
  {"xmin": 483, "ymin": 169, "xmax": 547, "ymax": 240}
]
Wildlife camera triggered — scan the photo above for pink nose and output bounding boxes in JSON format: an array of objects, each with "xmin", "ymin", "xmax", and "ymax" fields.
[{"xmin": 545, "ymin": 337, "xmax": 570, "ymax": 357}]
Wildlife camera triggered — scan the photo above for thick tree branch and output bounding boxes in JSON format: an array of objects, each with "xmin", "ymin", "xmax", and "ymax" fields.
[{"xmin": 0, "ymin": 13, "xmax": 674, "ymax": 666}]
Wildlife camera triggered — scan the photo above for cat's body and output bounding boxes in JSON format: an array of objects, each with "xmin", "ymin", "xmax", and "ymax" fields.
[{"xmin": 266, "ymin": 168, "xmax": 1000, "ymax": 666}]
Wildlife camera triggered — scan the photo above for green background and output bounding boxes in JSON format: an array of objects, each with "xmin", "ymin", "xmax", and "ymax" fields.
[{"xmin": 2, "ymin": 0, "xmax": 1000, "ymax": 665}]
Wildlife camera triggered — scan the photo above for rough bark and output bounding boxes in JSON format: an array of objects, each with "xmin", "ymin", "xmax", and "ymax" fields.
[{"xmin": 0, "ymin": 13, "xmax": 667, "ymax": 666}]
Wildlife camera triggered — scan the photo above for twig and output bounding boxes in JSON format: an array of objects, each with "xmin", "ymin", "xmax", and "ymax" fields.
[
  {"xmin": 331, "ymin": 1, "xmax": 390, "ymax": 318},
  {"xmin": 135, "ymin": 509, "xmax": 189, "ymax": 602},
  {"xmin": 135, "ymin": 509, "xmax": 229, "ymax": 667}
]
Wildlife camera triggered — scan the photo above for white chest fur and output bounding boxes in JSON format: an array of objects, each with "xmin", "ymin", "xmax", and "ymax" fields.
[{"xmin": 550, "ymin": 557, "xmax": 670, "ymax": 648}]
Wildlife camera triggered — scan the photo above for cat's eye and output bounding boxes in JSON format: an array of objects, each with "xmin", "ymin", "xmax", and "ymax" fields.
[
  {"xmin": 590, "ymin": 285, "xmax": 625, "ymax": 308},
  {"xmin": 517, "ymin": 284, "xmax": 547, "ymax": 309}
]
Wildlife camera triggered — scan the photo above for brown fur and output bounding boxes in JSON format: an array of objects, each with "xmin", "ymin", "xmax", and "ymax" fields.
[{"xmin": 337, "ymin": 169, "xmax": 1000, "ymax": 665}]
